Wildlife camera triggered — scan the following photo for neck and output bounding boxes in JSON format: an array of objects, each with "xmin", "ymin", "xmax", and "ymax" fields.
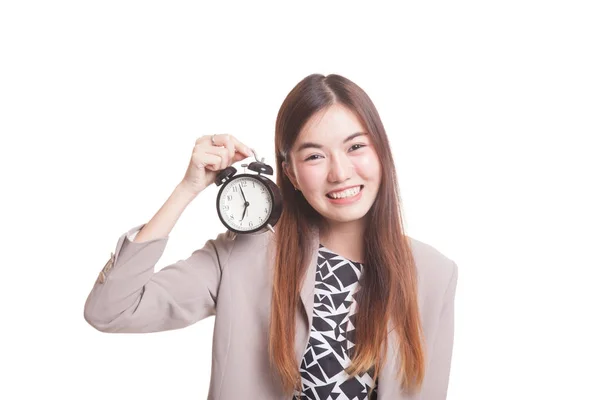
[{"xmin": 318, "ymin": 218, "xmax": 367, "ymax": 263}]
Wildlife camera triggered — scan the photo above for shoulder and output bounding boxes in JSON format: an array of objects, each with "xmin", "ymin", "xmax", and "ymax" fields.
[
  {"xmin": 213, "ymin": 229, "xmax": 274, "ymax": 263},
  {"xmin": 407, "ymin": 236, "xmax": 457, "ymax": 279},
  {"xmin": 406, "ymin": 235, "xmax": 458, "ymax": 312}
]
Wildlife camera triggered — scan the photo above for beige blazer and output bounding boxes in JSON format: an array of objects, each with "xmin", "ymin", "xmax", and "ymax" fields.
[{"xmin": 84, "ymin": 223, "xmax": 458, "ymax": 399}]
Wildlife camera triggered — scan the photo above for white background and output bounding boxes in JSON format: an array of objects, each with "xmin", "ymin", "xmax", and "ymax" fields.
[{"xmin": 1, "ymin": 1, "xmax": 599, "ymax": 399}]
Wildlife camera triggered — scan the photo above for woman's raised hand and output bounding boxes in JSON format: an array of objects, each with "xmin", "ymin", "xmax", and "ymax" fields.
[{"xmin": 179, "ymin": 134, "xmax": 254, "ymax": 195}]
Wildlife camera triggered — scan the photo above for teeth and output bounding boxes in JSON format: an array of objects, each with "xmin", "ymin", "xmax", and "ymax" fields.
[{"xmin": 328, "ymin": 186, "xmax": 361, "ymax": 199}]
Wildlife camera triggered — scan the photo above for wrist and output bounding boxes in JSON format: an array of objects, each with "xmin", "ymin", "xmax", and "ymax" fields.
[{"xmin": 175, "ymin": 182, "xmax": 203, "ymax": 200}]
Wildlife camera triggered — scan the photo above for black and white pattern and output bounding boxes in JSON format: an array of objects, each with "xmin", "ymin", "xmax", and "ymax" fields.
[{"xmin": 294, "ymin": 244, "xmax": 378, "ymax": 400}]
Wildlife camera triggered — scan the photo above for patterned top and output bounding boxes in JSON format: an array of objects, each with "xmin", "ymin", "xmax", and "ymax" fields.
[{"xmin": 293, "ymin": 244, "xmax": 378, "ymax": 400}]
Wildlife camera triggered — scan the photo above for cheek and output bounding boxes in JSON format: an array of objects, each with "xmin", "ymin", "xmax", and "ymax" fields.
[
  {"xmin": 296, "ymin": 165, "xmax": 327, "ymax": 192},
  {"xmin": 353, "ymin": 153, "xmax": 382, "ymax": 180}
]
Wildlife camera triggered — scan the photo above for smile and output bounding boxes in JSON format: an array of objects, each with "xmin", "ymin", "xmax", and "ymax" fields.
[{"xmin": 326, "ymin": 185, "xmax": 364, "ymax": 199}]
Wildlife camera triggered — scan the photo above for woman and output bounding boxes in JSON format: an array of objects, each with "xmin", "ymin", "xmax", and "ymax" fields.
[{"xmin": 84, "ymin": 73, "xmax": 458, "ymax": 400}]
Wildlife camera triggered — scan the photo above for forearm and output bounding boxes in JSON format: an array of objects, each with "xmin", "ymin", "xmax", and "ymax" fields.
[{"xmin": 133, "ymin": 183, "xmax": 199, "ymax": 243}]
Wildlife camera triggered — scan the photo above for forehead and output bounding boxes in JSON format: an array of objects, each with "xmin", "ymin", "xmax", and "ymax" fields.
[{"xmin": 296, "ymin": 104, "xmax": 367, "ymax": 144}]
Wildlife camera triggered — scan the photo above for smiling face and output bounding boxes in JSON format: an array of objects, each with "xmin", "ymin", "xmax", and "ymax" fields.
[{"xmin": 283, "ymin": 103, "xmax": 382, "ymax": 232}]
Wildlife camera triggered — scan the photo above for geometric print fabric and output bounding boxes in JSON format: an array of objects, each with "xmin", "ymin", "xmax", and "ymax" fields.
[{"xmin": 293, "ymin": 244, "xmax": 378, "ymax": 400}]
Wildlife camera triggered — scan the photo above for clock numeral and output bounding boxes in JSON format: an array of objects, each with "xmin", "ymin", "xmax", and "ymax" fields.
[
  {"xmin": 224, "ymin": 205, "xmax": 229, "ymax": 211},
  {"xmin": 233, "ymin": 186, "xmax": 238, "ymax": 192},
  {"xmin": 252, "ymin": 181, "xmax": 255, "ymax": 188},
  {"xmin": 249, "ymin": 222, "xmax": 253, "ymax": 227},
  {"xmin": 264, "ymin": 208, "xmax": 268, "ymax": 214},
  {"xmin": 229, "ymin": 214, "xmax": 234, "ymax": 220},
  {"xmin": 227, "ymin": 195, "xmax": 232, "ymax": 201},
  {"xmin": 241, "ymin": 181, "xmax": 247, "ymax": 187}
]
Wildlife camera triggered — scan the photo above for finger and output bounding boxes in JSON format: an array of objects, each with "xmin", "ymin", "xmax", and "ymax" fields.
[
  {"xmin": 195, "ymin": 152, "xmax": 222, "ymax": 171},
  {"xmin": 233, "ymin": 138, "xmax": 254, "ymax": 158},
  {"xmin": 222, "ymin": 135, "xmax": 236, "ymax": 166},
  {"xmin": 214, "ymin": 134, "xmax": 252, "ymax": 158},
  {"xmin": 203, "ymin": 146, "xmax": 230, "ymax": 170},
  {"xmin": 232, "ymin": 149, "xmax": 252, "ymax": 163},
  {"xmin": 209, "ymin": 134, "xmax": 229, "ymax": 148},
  {"xmin": 196, "ymin": 135, "xmax": 213, "ymax": 145}
]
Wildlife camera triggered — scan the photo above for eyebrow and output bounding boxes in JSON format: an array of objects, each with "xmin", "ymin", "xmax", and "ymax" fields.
[{"xmin": 295, "ymin": 132, "xmax": 368, "ymax": 152}]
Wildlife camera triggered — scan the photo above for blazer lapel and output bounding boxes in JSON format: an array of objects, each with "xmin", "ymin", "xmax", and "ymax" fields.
[
  {"xmin": 294, "ymin": 225, "xmax": 320, "ymax": 365},
  {"xmin": 300, "ymin": 225, "xmax": 320, "ymax": 325}
]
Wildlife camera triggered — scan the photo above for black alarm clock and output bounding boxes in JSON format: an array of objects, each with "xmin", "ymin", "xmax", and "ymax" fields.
[{"xmin": 214, "ymin": 150, "xmax": 283, "ymax": 236}]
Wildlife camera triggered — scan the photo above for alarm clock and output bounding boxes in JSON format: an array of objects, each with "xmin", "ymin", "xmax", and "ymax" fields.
[{"xmin": 214, "ymin": 151, "xmax": 283, "ymax": 236}]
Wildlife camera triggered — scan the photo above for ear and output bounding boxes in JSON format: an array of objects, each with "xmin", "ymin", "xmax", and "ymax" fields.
[{"xmin": 282, "ymin": 161, "xmax": 299, "ymax": 188}]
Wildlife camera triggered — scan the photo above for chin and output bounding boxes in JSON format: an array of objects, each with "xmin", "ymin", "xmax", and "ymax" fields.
[{"xmin": 319, "ymin": 206, "xmax": 372, "ymax": 224}]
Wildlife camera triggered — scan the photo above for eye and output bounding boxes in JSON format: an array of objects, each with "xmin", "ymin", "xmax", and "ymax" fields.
[
  {"xmin": 350, "ymin": 144, "xmax": 366, "ymax": 151},
  {"xmin": 304, "ymin": 154, "xmax": 323, "ymax": 161}
]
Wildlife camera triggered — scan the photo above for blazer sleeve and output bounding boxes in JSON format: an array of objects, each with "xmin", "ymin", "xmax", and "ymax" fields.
[
  {"xmin": 420, "ymin": 261, "xmax": 459, "ymax": 399},
  {"xmin": 83, "ymin": 223, "xmax": 236, "ymax": 333}
]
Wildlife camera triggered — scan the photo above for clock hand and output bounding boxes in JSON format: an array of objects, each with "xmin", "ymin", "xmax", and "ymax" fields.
[
  {"xmin": 239, "ymin": 184, "xmax": 247, "ymax": 202},
  {"xmin": 240, "ymin": 204, "xmax": 248, "ymax": 222}
]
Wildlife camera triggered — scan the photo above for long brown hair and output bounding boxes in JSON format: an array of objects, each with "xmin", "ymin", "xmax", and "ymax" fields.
[{"xmin": 269, "ymin": 73, "xmax": 425, "ymax": 397}]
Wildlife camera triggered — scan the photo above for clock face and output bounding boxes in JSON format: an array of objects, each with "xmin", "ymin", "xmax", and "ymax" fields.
[{"xmin": 218, "ymin": 176, "xmax": 273, "ymax": 232}]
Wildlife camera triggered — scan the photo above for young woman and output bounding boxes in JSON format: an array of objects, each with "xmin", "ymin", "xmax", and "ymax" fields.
[{"xmin": 84, "ymin": 73, "xmax": 458, "ymax": 400}]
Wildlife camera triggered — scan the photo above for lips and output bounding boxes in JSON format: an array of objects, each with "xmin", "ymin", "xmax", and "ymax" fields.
[{"xmin": 326, "ymin": 185, "xmax": 364, "ymax": 198}]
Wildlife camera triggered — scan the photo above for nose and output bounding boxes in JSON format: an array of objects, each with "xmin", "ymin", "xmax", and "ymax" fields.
[{"xmin": 327, "ymin": 152, "xmax": 353, "ymax": 183}]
